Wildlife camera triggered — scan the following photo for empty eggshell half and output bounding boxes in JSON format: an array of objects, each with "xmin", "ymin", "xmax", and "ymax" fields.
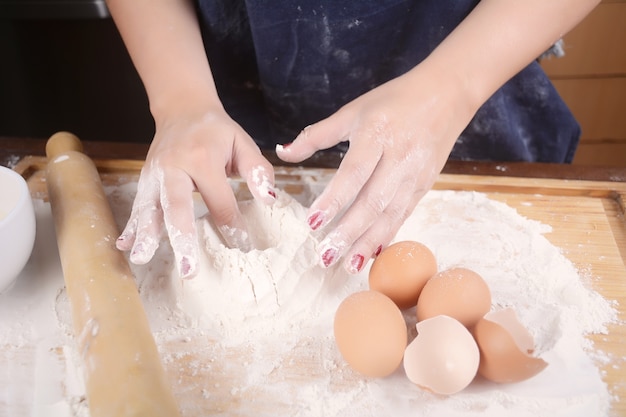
[
  {"xmin": 334, "ymin": 290, "xmax": 408, "ymax": 378},
  {"xmin": 403, "ymin": 315, "xmax": 479, "ymax": 395},
  {"xmin": 416, "ymin": 267, "xmax": 491, "ymax": 328},
  {"xmin": 369, "ymin": 241, "xmax": 438, "ymax": 310},
  {"xmin": 473, "ymin": 308, "xmax": 548, "ymax": 383}
]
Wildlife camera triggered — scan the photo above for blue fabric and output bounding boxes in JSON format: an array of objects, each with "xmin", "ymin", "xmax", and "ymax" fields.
[{"xmin": 196, "ymin": 0, "xmax": 580, "ymax": 163}]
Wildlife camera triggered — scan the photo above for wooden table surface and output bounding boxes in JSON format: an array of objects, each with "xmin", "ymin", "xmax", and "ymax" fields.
[{"xmin": 2, "ymin": 135, "xmax": 626, "ymax": 416}]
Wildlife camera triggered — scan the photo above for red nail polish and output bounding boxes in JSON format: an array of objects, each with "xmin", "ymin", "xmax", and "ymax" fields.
[
  {"xmin": 131, "ymin": 243, "xmax": 143, "ymax": 256},
  {"xmin": 322, "ymin": 248, "xmax": 337, "ymax": 268},
  {"xmin": 307, "ymin": 211, "xmax": 324, "ymax": 230},
  {"xmin": 374, "ymin": 244, "xmax": 383, "ymax": 257},
  {"xmin": 180, "ymin": 256, "xmax": 192, "ymax": 278},
  {"xmin": 268, "ymin": 189, "xmax": 277, "ymax": 199},
  {"xmin": 350, "ymin": 254, "xmax": 365, "ymax": 273},
  {"xmin": 282, "ymin": 142, "xmax": 292, "ymax": 149}
]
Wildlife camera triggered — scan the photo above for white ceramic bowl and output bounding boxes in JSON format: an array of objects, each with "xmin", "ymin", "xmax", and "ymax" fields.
[{"xmin": 0, "ymin": 165, "xmax": 36, "ymax": 293}]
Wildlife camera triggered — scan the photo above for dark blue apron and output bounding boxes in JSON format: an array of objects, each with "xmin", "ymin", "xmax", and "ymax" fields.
[{"xmin": 196, "ymin": 0, "xmax": 580, "ymax": 163}]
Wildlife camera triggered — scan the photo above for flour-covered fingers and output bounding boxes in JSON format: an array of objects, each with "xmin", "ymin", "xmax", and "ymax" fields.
[
  {"xmin": 235, "ymin": 145, "xmax": 277, "ymax": 205},
  {"xmin": 193, "ymin": 158, "xmax": 252, "ymax": 252},
  {"xmin": 342, "ymin": 186, "xmax": 425, "ymax": 274},
  {"xmin": 315, "ymin": 152, "xmax": 401, "ymax": 269},
  {"xmin": 128, "ymin": 206, "xmax": 163, "ymax": 265},
  {"xmin": 116, "ymin": 217, "xmax": 137, "ymax": 251},
  {"xmin": 160, "ymin": 170, "xmax": 199, "ymax": 278},
  {"xmin": 117, "ymin": 172, "xmax": 164, "ymax": 265},
  {"xmin": 305, "ymin": 139, "xmax": 383, "ymax": 234}
]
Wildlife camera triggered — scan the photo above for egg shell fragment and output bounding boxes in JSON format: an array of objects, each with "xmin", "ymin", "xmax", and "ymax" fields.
[
  {"xmin": 369, "ymin": 241, "xmax": 438, "ymax": 310},
  {"xmin": 472, "ymin": 308, "xmax": 548, "ymax": 383},
  {"xmin": 416, "ymin": 267, "xmax": 491, "ymax": 328},
  {"xmin": 334, "ymin": 290, "xmax": 408, "ymax": 378},
  {"xmin": 403, "ymin": 315, "xmax": 480, "ymax": 395}
]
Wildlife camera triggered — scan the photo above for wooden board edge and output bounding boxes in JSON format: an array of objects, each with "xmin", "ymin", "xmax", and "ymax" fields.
[{"xmin": 13, "ymin": 155, "xmax": 626, "ymax": 193}]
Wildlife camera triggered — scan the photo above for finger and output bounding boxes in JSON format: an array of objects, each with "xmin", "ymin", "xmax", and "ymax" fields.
[
  {"xmin": 123, "ymin": 174, "xmax": 164, "ymax": 265},
  {"xmin": 192, "ymin": 155, "xmax": 252, "ymax": 251},
  {"xmin": 305, "ymin": 136, "xmax": 383, "ymax": 232},
  {"xmin": 343, "ymin": 186, "xmax": 425, "ymax": 274},
  {"xmin": 234, "ymin": 145, "xmax": 277, "ymax": 205},
  {"xmin": 116, "ymin": 216, "xmax": 137, "ymax": 251},
  {"xmin": 128, "ymin": 202, "xmax": 163, "ymax": 265},
  {"xmin": 116, "ymin": 171, "xmax": 154, "ymax": 251},
  {"xmin": 160, "ymin": 170, "xmax": 199, "ymax": 278},
  {"xmin": 327, "ymin": 141, "xmax": 439, "ymax": 273},
  {"xmin": 275, "ymin": 109, "xmax": 352, "ymax": 163},
  {"xmin": 316, "ymin": 152, "xmax": 410, "ymax": 269}
]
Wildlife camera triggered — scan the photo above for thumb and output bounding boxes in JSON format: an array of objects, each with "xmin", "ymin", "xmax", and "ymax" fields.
[{"xmin": 276, "ymin": 109, "xmax": 352, "ymax": 163}]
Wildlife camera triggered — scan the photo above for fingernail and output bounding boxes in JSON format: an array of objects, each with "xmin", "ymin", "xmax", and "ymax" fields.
[
  {"xmin": 321, "ymin": 247, "xmax": 338, "ymax": 268},
  {"xmin": 130, "ymin": 243, "xmax": 149, "ymax": 264},
  {"xmin": 131, "ymin": 243, "xmax": 143, "ymax": 257},
  {"xmin": 374, "ymin": 244, "xmax": 383, "ymax": 257},
  {"xmin": 180, "ymin": 256, "xmax": 193, "ymax": 279},
  {"xmin": 116, "ymin": 235, "xmax": 127, "ymax": 250},
  {"xmin": 348, "ymin": 254, "xmax": 365, "ymax": 274},
  {"xmin": 321, "ymin": 248, "xmax": 337, "ymax": 268},
  {"xmin": 276, "ymin": 142, "xmax": 292, "ymax": 153},
  {"xmin": 250, "ymin": 165, "xmax": 276, "ymax": 203},
  {"xmin": 307, "ymin": 210, "xmax": 325, "ymax": 231}
]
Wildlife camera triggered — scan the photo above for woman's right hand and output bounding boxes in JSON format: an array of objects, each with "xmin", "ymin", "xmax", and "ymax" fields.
[
  {"xmin": 105, "ymin": 0, "xmax": 277, "ymax": 278},
  {"xmin": 116, "ymin": 103, "xmax": 277, "ymax": 279}
]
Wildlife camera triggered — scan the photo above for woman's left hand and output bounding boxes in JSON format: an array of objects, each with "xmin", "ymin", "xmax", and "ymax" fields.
[{"xmin": 277, "ymin": 64, "xmax": 475, "ymax": 274}]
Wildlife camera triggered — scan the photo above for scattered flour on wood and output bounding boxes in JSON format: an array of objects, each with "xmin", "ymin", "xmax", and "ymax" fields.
[{"xmin": 0, "ymin": 178, "xmax": 619, "ymax": 417}]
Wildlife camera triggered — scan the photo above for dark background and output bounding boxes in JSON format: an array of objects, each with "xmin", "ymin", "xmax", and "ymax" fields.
[{"xmin": 0, "ymin": 2, "xmax": 154, "ymax": 143}]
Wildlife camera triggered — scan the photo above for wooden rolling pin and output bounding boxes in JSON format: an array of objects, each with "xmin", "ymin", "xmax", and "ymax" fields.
[{"xmin": 45, "ymin": 132, "xmax": 180, "ymax": 417}]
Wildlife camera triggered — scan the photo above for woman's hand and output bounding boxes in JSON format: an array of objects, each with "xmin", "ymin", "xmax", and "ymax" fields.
[
  {"xmin": 105, "ymin": 0, "xmax": 278, "ymax": 278},
  {"xmin": 277, "ymin": 65, "xmax": 474, "ymax": 274},
  {"xmin": 277, "ymin": 0, "xmax": 599, "ymax": 274},
  {"xmin": 116, "ymin": 105, "xmax": 277, "ymax": 278}
]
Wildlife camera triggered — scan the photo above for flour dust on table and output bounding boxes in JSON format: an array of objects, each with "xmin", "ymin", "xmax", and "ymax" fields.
[
  {"xmin": 0, "ymin": 177, "xmax": 617, "ymax": 417},
  {"xmin": 106, "ymin": 178, "xmax": 617, "ymax": 417}
]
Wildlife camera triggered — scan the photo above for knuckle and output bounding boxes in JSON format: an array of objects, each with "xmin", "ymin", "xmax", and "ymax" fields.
[
  {"xmin": 362, "ymin": 192, "xmax": 386, "ymax": 216},
  {"xmin": 356, "ymin": 233, "xmax": 382, "ymax": 256},
  {"xmin": 382, "ymin": 202, "xmax": 411, "ymax": 231},
  {"xmin": 210, "ymin": 204, "xmax": 238, "ymax": 226}
]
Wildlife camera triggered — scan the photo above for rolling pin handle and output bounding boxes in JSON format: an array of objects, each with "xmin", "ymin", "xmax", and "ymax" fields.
[{"xmin": 46, "ymin": 131, "xmax": 84, "ymax": 159}]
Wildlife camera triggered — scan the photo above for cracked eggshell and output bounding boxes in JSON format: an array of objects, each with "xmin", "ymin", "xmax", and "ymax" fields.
[
  {"xmin": 416, "ymin": 267, "xmax": 491, "ymax": 328},
  {"xmin": 334, "ymin": 290, "xmax": 408, "ymax": 378},
  {"xmin": 369, "ymin": 241, "xmax": 438, "ymax": 310},
  {"xmin": 403, "ymin": 315, "xmax": 479, "ymax": 395},
  {"xmin": 473, "ymin": 308, "xmax": 548, "ymax": 383}
]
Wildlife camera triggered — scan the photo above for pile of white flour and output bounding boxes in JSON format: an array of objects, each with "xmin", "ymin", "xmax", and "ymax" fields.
[{"xmin": 0, "ymin": 175, "xmax": 619, "ymax": 417}]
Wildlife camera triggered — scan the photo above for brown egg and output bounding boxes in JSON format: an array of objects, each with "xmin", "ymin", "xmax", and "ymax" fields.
[
  {"xmin": 369, "ymin": 241, "xmax": 437, "ymax": 310},
  {"xmin": 403, "ymin": 315, "xmax": 480, "ymax": 395},
  {"xmin": 334, "ymin": 290, "xmax": 408, "ymax": 377},
  {"xmin": 416, "ymin": 267, "xmax": 491, "ymax": 328},
  {"xmin": 472, "ymin": 308, "xmax": 548, "ymax": 383}
]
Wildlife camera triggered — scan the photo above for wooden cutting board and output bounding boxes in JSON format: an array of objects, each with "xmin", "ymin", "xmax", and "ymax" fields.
[{"xmin": 12, "ymin": 155, "xmax": 626, "ymax": 416}]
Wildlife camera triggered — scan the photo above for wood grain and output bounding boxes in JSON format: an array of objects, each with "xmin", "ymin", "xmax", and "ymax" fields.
[{"xmin": 540, "ymin": 0, "xmax": 626, "ymax": 167}]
